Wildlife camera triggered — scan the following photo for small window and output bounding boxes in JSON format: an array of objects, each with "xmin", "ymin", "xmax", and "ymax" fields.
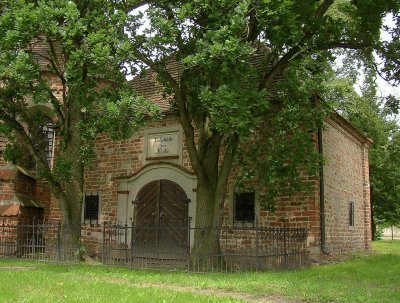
[
  {"xmin": 234, "ymin": 192, "xmax": 255, "ymax": 224},
  {"xmin": 28, "ymin": 119, "xmax": 55, "ymax": 170},
  {"xmin": 349, "ymin": 201, "xmax": 355, "ymax": 227},
  {"xmin": 40, "ymin": 121, "xmax": 55, "ymax": 167},
  {"xmin": 84, "ymin": 193, "xmax": 100, "ymax": 223}
]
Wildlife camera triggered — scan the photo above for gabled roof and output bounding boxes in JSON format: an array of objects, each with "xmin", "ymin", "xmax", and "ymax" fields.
[
  {"xmin": 29, "ymin": 41, "xmax": 372, "ymax": 145},
  {"xmin": 129, "ymin": 45, "xmax": 283, "ymax": 112},
  {"xmin": 130, "ymin": 60, "xmax": 182, "ymax": 112},
  {"xmin": 329, "ymin": 112, "xmax": 373, "ymax": 146},
  {"xmin": 29, "ymin": 38, "xmax": 65, "ymax": 72}
]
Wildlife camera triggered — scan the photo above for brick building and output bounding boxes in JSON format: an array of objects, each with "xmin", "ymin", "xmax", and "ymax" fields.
[{"xmin": 0, "ymin": 49, "xmax": 372, "ymax": 264}]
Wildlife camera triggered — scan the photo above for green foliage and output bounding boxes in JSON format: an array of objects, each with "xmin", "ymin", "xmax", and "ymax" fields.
[
  {"xmin": 0, "ymin": 0, "xmax": 156, "ymax": 224},
  {"xmin": 1, "ymin": 0, "xmax": 399, "ymax": 227},
  {"xmin": 52, "ymin": 156, "xmax": 73, "ymax": 183},
  {"xmin": 127, "ymin": 1, "xmax": 351, "ymax": 212},
  {"xmin": 123, "ymin": 1, "xmax": 400, "ymax": 218},
  {"xmin": 74, "ymin": 239, "xmax": 87, "ymax": 261},
  {"xmin": 3, "ymin": 143, "xmax": 23, "ymax": 164},
  {"xmin": 95, "ymin": 90, "xmax": 161, "ymax": 140},
  {"xmin": 373, "ymin": 132, "xmax": 400, "ymax": 226}
]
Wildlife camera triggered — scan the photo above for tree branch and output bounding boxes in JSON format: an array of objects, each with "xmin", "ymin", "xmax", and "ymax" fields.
[
  {"xmin": 0, "ymin": 108, "xmax": 47, "ymax": 171},
  {"xmin": 46, "ymin": 87, "xmax": 65, "ymax": 125},
  {"xmin": 47, "ymin": 39, "xmax": 65, "ymax": 81},
  {"xmin": 245, "ymin": 2, "xmax": 260, "ymax": 42},
  {"xmin": 318, "ymin": 41, "xmax": 374, "ymax": 50},
  {"xmin": 315, "ymin": 0, "xmax": 335, "ymax": 20},
  {"xmin": 260, "ymin": 0, "xmax": 335, "ymax": 89},
  {"xmin": 123, "ymin": 0, "xmax": 150, "ymax": 13}
]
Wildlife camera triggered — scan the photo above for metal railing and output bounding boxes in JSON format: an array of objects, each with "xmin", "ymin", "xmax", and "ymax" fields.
[
  {"xmin": 0, "ymin": 221, "xmax": 309, "ymax": 272},
  {"xmin": 0, "ymin": 222, "xmax": 80, "ymax": 262},
  {"xmin": 103, "ymin": 223, "xmax": 309, "ymax": 272}
]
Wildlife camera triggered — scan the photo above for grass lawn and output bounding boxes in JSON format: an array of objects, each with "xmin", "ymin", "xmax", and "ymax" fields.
[{"xmin": 0, "ymin": 241, "xmax": 399, "ymax": 303}]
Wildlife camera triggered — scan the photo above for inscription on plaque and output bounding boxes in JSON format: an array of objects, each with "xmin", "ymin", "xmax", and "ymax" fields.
[{"xmin": 147, "ymin": 132, "xmax": 179, "ymax": 158}]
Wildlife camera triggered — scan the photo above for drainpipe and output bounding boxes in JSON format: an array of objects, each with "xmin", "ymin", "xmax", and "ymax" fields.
[{"xmin": 318, "ymin": 127, "xmax": 330, "ymax": 255}]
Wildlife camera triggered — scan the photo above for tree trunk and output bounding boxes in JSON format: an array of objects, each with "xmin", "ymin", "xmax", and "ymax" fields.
[
  {"xmin": 54, "ymin": 95, "xmax": 84, "ymax": 244},
  {"xmin": 191, "ymin": 178, "xmax": 228, "ymax": 270},
  {"xmin": 193, "ymin": 183, "xmax": 219, "ymax": 246},
  {"xmin": 51, "ymin": 161, "xmax": 83, "ymax": 245}
]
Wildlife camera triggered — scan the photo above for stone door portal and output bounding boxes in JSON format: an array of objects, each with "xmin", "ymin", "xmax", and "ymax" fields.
[{"xmin": 133, "ymin": 179, "xmax": 189, "ymax": 251}]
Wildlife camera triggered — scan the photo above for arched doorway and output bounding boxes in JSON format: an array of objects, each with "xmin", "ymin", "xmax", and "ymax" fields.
[{"xmin": 133, "ymin": 179, "xmax": 189, "ymax": 251}]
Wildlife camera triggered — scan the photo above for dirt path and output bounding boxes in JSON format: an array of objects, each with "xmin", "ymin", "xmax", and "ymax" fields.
[
  {"xmin": 93, "ymin": 275, "xmax": 303, "ymax": 303},
  {"xmin": 134, "ymin": 282, "xmax": 304, "ymax": 303}
]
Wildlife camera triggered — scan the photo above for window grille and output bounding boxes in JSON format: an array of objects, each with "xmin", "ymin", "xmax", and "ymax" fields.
[
  {"xmin": 40, "ymin": 122, "xmax": 55, "ymax": 167},
  {"xmin": 349, "ymin": 201, "xmax": 355, "ymax": 227},
  {"xmin": 28, "ymin": 120, "xmax": 55, "ymax": 170},
  {"xmin": 84, "ymin": 193, "xmax": 100, "ymax": 223},
  {"xmin": 234, "ymin": 192, "xmax": 255, "ymax": 224}
]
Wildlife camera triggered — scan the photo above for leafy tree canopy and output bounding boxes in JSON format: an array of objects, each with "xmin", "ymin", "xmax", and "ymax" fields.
[
  {"xmin": 124, "ymin": 0, "xmax": 399, "ymax": 212},
  {"xmin": 0, "ymin": 0, "xmax": 158, "ymax": 226},
  {"xmin": 0, "ymin": 1, "xmax": 399, "ymax": 243}
]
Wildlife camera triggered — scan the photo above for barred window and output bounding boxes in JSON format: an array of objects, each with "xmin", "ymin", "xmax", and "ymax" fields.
[
  {"xmin": 84, "ymin": 193, "xmax": 100, "ymax": 223},
  {"xmin": 40, "ymin": 121, "xmax": 55, "ymax": 167},
  {"xmin": 234, "ymin": 192, "xmax": 255, "ymax": 224},
  {"xmin": 349, "ymin": 201, "xmax": 355, "ymax": 227},
  {"xmin": 28, "ymin": 119, "xmax": 55, "ymax": 170}
]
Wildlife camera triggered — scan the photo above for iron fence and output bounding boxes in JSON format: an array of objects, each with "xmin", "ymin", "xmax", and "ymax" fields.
[
  {"xmin": 103, "ymin": 223, "xmax": 309, "ymax": 272},
  {"xmin": 0, "ymin": 222, "xmax": 80, "ymax": 262},
  {"xmin": 0, "ymin": 221, "xmax": 309, "ymax": 272}
]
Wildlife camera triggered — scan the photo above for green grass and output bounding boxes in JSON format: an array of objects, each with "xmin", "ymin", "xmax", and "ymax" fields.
[{"xmin": 0, "ymin": 241, "xmax": 399, "ymax": 303}]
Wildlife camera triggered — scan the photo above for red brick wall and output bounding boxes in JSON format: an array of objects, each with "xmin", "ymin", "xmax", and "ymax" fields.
[
  {"xmin": 0, "ymin": 179, "xmax": 15, "ymax": 202},
  {"xmin": 0, "ymin": 138, "xmax": 14, "ymax": 227},
  {"xmin": 0, "ymin": 137, "xmax": 48, "ymax": 224},
  {"xmin": 221, "ymin": 164, "xmax": 321, "ymax": 261},
  {"xmin": 81, "ymin": 117, "xmax": 189, "ymax": 224},
  {"xmin": 22, "ymin": 113, "xmax": 371, "ymax": 261},
  {"xmin": 218, "ymin": 116, "xmax": 371, "ymax": 261},
  {"xmin": 15, "ymin": 173, "xmax": 36, "ymax": 197},
  {"xmin": 322, "ymin": 117, "xmax": 371, "ymax": 256},
  {"xmin": 0, "ymin": 137, "xmax": 15, "ymax": 202},
  {"xmin": 36, "ymin": 181, "xmax": 52, "ymax": 220}
]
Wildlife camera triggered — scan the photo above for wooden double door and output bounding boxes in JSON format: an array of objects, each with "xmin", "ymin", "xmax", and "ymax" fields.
[{"xmin": 133, "ymin": 179, "xmax": 189, "ymax": 250}]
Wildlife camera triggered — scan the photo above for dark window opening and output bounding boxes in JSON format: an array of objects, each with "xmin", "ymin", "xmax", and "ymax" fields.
[
  {"xmin": 349, "ymin": 201, "xmax": 355, "ymax": 227},
  {"xmin": 234, "ymin": 192, "xmax": 255, "ymax": 224},
  {"xmin": 28, "ymin": 120, "xmax": 55, "ymax": 170},
  {"xmin": 41, "ymin": 122, "xmax": 55, "ymax": 167},
  {"xmin": 84, "ymin": 193, "xmax": 100, "ymax": 223}
]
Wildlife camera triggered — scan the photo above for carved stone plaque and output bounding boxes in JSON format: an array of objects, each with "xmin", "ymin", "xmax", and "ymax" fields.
[{"xmin": 147, "ymin": 132, "xmax": 179, "ymax": 158}]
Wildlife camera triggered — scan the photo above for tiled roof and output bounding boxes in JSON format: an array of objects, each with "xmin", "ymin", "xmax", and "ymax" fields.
[
  {"xmin": 28, "ymin": 38, "xmax": 65, "ymax": 71},
  {"xmin": 130, "ymin": 60, "xmax": 183, "ymax": 112},
  {"xmin": 130, "ymin": 46, "xmax": 282, "ymax": 112},
  {"xmin": 30, "ymin": 40, "xmax": 280, "ymax": 110},
  {"xmin": 0, "ymin": 204, "xmax": 20, "ymax": 217}
]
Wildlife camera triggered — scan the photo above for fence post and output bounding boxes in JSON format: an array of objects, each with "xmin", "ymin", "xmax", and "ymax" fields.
[
  {"xmin": 256, "ymin": 219, "xmax": 260, "ymax": 272},
  {"xmin": 56, "ymin": 222, "xmax": 61, "ymax": 262},
  {"xmin": 32, "ymin": 221, "xmax": 36, "ymax": 255},
  {"xmin": 187, "ymin": 217, "xmax": 191, "ymax": 272},
  {"xmin": 283, "ymin": 222, "xmax": 288, "ymax": 269},
  {"xmin": 102, "ymin": 223, "xmax": 106, "ymax": 265},
  {"xmin": 131, "ymin": 221, "xmax": 135, "ymax": 263}
]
